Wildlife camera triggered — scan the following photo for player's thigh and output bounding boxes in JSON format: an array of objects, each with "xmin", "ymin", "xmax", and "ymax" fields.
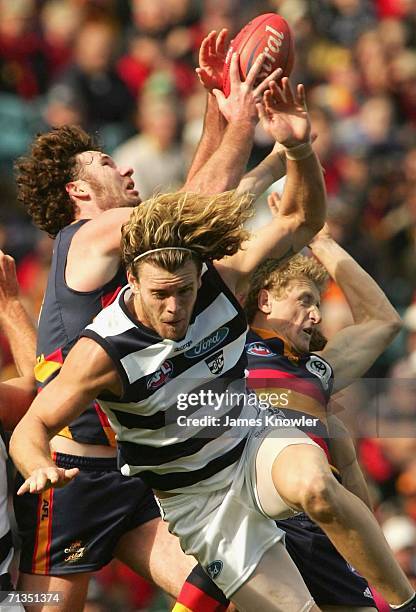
[
  {"xmin": 255, "ymin": 430, "xmax": 327, "ymax": 518},
  {"xmin": 114, "ymin": 516, "xmax": 196, "ymax": 598},
  {"xmin": 17, "ymin": 571, "xmax": 91, "ymax": 612},
  {"xmin": 230, "ymin": 540, "xmax": 318, "ymax": 612}
]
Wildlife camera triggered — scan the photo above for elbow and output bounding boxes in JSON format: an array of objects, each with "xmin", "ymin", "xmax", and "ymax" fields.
[
  {"xmin": 9, "ymin": 427, "xmax": 20, "ymax": 465},
  {"xmin": 308, "ymin": 217, "xmax": 325, "ymax": 235},
  {"xmin": 381, "ymin": 315, "xmax": 403, "ymax": 342},
  {"xmin": 388, "ymin": 315, "xmax": 403, "ymax": 338}
]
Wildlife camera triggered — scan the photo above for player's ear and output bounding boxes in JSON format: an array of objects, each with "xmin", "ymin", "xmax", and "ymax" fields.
[
  {"xmin": 127, "ymin": 269, "xmax": 140, "ymax": 294},
  {"xmin": 258, "ymin": 288, "xmax": 272, "ymax": 314},
  {"xmin": 65, "ymin": 180, "xmax": 90, "ymax": 200}
]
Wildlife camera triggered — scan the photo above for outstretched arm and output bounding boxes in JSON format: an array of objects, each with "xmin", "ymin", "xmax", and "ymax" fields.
[
  {"xmin": 65, "ymin": 47, "xmax": 282, "ymax": 292},
  {"xmin": 10, "ymin": 337, "xmax": 121, "ymax": 493},
  {"xmin": 0, "ymin": 251, "xmax": 36, "ymax": 377},
  {"xmin": 216, "ymin": 79, "xmax": 326, "ymax": 294},
  {"xmin": 182, "ymin": 53, "xmax": 282, "ymax": 194},
  {"xmin": 311, "ymin": 226, "xmax": 402, "ymax": 392},
  {"xmin": 185, "ymin": 30, "xmax": 228, "ymax": 182}
]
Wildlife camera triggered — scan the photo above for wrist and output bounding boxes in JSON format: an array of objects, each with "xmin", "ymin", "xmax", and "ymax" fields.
[
  {"xmin": 285, "ymin": 140, "xmax": 313, "ymax": 161},
  {"xmin": 227, "ymin": 118, "xmax": 256, "ymax": 134},
  {"xmin": 0, "ymin": 298, "xmax": 22, "ymax": 320},
  {"xmin": 309, "ymin": 236, "xmax": 335, "ymax": 252}
]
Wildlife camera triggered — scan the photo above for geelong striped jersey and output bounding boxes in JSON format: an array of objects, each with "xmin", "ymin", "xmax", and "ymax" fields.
[{"xmin": 81, "ymin": 262, "xmax": 254, "ymax": 493}]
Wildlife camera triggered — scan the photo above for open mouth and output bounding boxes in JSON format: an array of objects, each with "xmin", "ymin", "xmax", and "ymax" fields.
[{"xmin": 126, "ymin": 180, "xmax": 138, "ymax": 194}]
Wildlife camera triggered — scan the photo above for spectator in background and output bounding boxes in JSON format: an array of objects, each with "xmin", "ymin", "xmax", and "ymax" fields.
[
  {"xmin": 0, "ymin": 0, "xmax": 47, "ymax": 99},
  {"xmin": 52, "ymin": 16, "xmax": 134, "ymax": 145},
  {"xmin": 383, "ymin": 515, "xmax": 416, "ymax": 588},
  {"xmin": 39, "ymin": 0, "xmax": 83, "ymax": 80},
  {"xmin": 113, "ymin": 95, "xmax": 185, "ymax": 199}
]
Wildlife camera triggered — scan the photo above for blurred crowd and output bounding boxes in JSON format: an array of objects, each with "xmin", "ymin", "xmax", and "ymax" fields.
[{"xmin": 1, "ymin": 0, "xmax": 416, "ymax": 607}]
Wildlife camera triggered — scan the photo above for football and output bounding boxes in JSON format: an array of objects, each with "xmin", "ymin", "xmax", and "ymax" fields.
[{"xmin": 223, "ymin": 13, "xmax": 295, "ymax": 96}]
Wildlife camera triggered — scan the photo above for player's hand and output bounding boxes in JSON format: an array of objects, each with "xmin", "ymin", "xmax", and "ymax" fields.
[
  {"xmin": 0, "ymin": 250, "xmax": 19, "ymax": 315},
  {"xmin": 258, "ymin": 79, "xmax": 311, "ymax": 147},
  {"xmin": 196, "ymin": 29, "xmax": 229, "ymax": 92},
  {"xmin": 213, "ymin": 52, "xmax": 283, "ymax": 126},
  {"xmin": 267, "ymin": 191, "xmax": 281, "ymax": 218},
  {"xmin": 17, "ymin": 467, "xmax": 80, "ymax": 495}
]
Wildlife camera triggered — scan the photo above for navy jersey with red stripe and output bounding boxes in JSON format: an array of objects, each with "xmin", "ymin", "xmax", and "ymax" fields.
[
  {"xmin": 246, "ymin": 327, "xmax": 334, "ymax": 463},
  {"xmin": 35, "ymin": 220, "xmax": 126, "ymax": 446}
]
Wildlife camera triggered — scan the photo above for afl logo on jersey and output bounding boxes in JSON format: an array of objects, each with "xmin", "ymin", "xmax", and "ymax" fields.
[
  {"xmin": 146, "ymin": 361, "xmax": 173, "ymax": 390},
  {"xmin": 246, "ymin": 342, "xmax": 275, "ymax": 358},
  {"xmin": 305, "ymin": 355, "xmax": 332, "ymax": 390}
]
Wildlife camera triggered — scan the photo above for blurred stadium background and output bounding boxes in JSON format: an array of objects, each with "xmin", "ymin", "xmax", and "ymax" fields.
[{"xmin": 1, "ymin": 0, "xmax": 416, "ymax": 609}]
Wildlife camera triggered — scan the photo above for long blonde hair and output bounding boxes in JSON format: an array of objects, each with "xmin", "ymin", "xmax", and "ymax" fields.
[{"xmin": 121, "ymin": 190, "xmax": 254, "ymax": 273}]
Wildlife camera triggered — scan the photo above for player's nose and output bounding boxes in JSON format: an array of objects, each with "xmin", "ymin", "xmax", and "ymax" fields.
[
  {"xmin": 310, "ymin": 306, "xmax": 321, "ymax": 324},
  {"xmin": 120, "ymin": 165, "xmax": 134, "ymax": 177}
]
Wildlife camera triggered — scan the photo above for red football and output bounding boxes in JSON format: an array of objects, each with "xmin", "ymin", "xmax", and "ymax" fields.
[{"xmin": 223, "ymin": 13, "xmax": 295, "ymax": 97}]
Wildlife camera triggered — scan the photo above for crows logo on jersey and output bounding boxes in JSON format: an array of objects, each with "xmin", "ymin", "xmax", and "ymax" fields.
[
  {"xmin": 245, "ymin": 342, "xmax": 276, "ymax": 357},
  {"xmin": 205, "ymin": 350, "xmax": 224, "ymax": 375},
  {"xmin": 305, "ymin": 355, "xmax": 332, "ymax": 390},
  {"xmin": 146, "ymin": 361, "xmax": 173, "ymax": 390}
]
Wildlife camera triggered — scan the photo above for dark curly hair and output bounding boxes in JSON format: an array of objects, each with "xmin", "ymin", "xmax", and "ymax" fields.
[{"xmin": 15, "ymin": 125, "xmax": 100, "ymax": 237}]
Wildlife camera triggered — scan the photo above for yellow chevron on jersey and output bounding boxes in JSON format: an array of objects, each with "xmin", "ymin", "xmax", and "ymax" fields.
[
  {"xmin": 253, "ymin": 386, "xmax": 328, "ymax": 422},
  {"xmin": 35, "ymin": 353, "xmax": 63, "ymax": 383}
]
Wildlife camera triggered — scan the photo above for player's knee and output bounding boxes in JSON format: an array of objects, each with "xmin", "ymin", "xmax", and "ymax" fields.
[{"xmin": 299, "ymin": 470, "xmax": 341, "ymax": 523}]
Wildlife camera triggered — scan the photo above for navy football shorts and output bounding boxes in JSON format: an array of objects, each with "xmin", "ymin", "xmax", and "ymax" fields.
[
  {"xmin": 277, "ymin": 513, "xmax": 377, "ymax": 608},
  {"xmin": 14, "ymin": 452, "xmax": 160, "ymax": 575}
]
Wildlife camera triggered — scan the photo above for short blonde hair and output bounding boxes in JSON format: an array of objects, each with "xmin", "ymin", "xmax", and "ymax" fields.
[
  {"xmin": 245, "ymin": 254, "xmax": 329, "ymax": 323},
  {"xmin": 121, "ymin": 190, "xmax": 254, "ymax": 274}
]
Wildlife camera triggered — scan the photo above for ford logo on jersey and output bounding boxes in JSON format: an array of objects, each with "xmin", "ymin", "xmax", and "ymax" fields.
[
  {"xmin": 246, "ymin": 342, "xmax": 275, "ymax": 357},
  {"xmin": 146, "ymin": 360, "xmax": 173, "ymax": 390},
  {"xmin": 185, "ymin": 327, "xmax": 229, "ymax": 358}
]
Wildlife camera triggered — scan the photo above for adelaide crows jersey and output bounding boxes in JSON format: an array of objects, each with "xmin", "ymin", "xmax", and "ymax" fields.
[
  {"xmin": 35, "ymin": 220, "xmax": 126, "ymax": 446},
  {"xmin": 246, "ymin": 327, "xmax": 336, "ymax": 465},
  {"xmin": 82, "ymin": 263, "xmax": 252, "ymax": 492}
]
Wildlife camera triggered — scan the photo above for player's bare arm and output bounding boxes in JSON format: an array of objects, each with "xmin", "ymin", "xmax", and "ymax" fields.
[
  {"xmin": 67, "ymin": 54, "xmax": 283, "ymax": 292},
  {"xmin": 236, "ymin": 141, "xmax": 286, "ymax": 199},
  {"xmin": 10, "ymin": 337, "xmax": 122, "ymax": 493},
  {"xmin": 216, "ymin": 79, "xmax": 326, "ymax": 294},
  {"xmin": 0, "ymin": 250, "xmax": 37, "ymax": 377},
  {"xmin": 326, "ymin": 414, "xmax": 372, "ymax": 509},
  {"xmin": 310, "ymin": 225, "xmax": 402, "ymax": 391},
  {"xmin": 182, "ymin": 52, "xmax": 283, "ymax": 194},
  {"xmin": 186, "ymin": 29, "xmax": 228, "ymax": 182},
  {"xmin": 0, "ymin": 376, "xmax": 36, "ymax": 431}
]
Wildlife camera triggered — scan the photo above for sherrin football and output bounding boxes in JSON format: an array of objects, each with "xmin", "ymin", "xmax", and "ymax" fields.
[{"xmin": 223, "ymin": 13, "xmax": 295, "ymax": 96}]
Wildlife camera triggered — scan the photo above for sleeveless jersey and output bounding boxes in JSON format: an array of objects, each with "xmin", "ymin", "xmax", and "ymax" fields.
[
  {"xmin": 246, "ymin": 327, "xmax": 336, "ymax": 466},
  {"xmin": 35, "ymin": 220, "xmax": 126, "ymax": 446},
  {"xmin": 82, "ymin": 263, "xmax": 252, "ymax": 493}
]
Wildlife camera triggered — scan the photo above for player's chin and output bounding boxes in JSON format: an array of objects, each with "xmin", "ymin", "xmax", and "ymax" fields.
[
  {"xmin": 295, "ymin": 335, "xmax": 310, "ymax": 354},
  {"xmin": 163, "ymin": 322, "xmax": 187, "ymax": 341},
  {"xmin": 123, "ymin": 190, "xmax": 141, "ymax": 206}
]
